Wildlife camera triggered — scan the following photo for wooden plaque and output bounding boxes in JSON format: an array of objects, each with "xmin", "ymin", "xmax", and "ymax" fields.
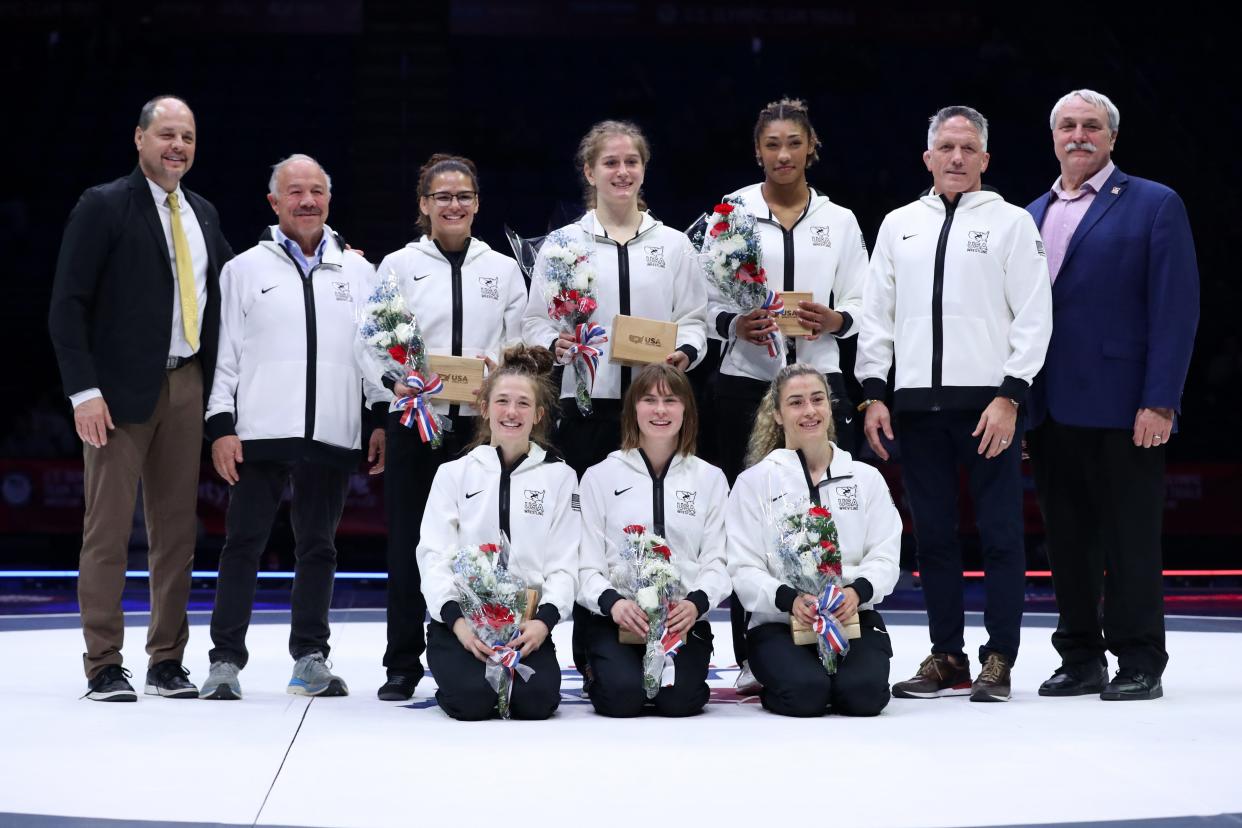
[
  {"xmin": 618, "ymin": 628, "xmax": 644, "ymax": 645},
  {"xmin": 609, "ymin": 314, "xmax": 679, "ymax": 367},
  {"xmin": 521, "ymin": 588, "xmax": 539, "ymax": 622},
  {"xmin": 775, "ymin": 291, "xmax": 814, "ymax": 337},
  {"xmin": 791, "ymin": 612, "xmax": 861, "ymax": 645},
  {"xmin": 426, "ymin": 355, "xmax": 485, "ymax": 405}
]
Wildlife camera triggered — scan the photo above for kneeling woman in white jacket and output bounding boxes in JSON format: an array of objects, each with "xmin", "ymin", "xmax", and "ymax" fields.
[
  {"xmin": 577, "ymin": 364, "xmax": 730, "ymax": 717},
  {"xmin": 417, "ymin": 345, "xmax": 580, "ymax": 720},
  {"xmin": 726, "ymin": 364, "xmax": 902, "ymax": 717}
]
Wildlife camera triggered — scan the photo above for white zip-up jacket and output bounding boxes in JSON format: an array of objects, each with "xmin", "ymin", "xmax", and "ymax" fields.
[
  {"xmin": 522, "ymin": 211, "xmax": 708, "ymax": 402},
  {"xmin": 726, "ymin": 446, "xmax": 902, "ymax": 629},
  {"xmin": 367, "ymin": 236, "xmax": 527, "ymax": 417},
  {"xmin": 206, "ymin": 225, "xmax": 390, "ymax": 467},
  {"xmin": 577, "ymin": 449, "xmax": 731, "ymax": 618},
  {"xmin": 417, "ymin": 443, "xmax": 580, "ymax": 629},
  {"xmin": 709, "ymin": 184, "xmax": 869, "ymax": 382},
  {"xmin": 856, "ymin": 190, "xmax": 1053, "ymax": 411}
]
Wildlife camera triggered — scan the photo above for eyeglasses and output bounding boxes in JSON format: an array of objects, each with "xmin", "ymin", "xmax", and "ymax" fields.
[{"xmin": 425, "ymin": 191, "xmax": 477, "ymax": 206}]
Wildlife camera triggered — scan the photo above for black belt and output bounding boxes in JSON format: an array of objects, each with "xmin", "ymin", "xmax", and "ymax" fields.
[{"xmin": 165, "ymin": 354, "xmax": 195, "ymax": 370}]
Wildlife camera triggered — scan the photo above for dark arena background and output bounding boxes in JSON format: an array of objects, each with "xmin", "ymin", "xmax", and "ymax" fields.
[{"xmin": 0, "ymin": 3, "xmax": 1239, "ymax": 828}]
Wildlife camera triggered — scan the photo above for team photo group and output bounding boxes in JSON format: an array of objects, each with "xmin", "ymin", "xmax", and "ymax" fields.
[{"xmin": 47, "ymin": 87, "xmax": 1199, "ymax": 719}]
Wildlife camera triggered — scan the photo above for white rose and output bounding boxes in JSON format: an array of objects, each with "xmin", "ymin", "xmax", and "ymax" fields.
[
  {"xmin": 635, "ymin": 586, "xmax": 659, "ymax": 612},
  {"xmin": 394, "ymin": 323, "xmax": 414, "ymax": 342}
]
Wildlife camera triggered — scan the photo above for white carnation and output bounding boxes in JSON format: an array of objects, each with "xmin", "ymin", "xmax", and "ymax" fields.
[
  {"xmin": 635, "ymin": 586, "xmax": 659, "ymax": 612},
  {"xmin": 394, "ymin": 323, "xmax": 414, "ymax": 342}
]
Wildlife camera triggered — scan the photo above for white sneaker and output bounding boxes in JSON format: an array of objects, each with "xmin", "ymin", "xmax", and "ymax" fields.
[{"xmin": 734, "ymin": 661, "xmax": 762, "ymax": 696}]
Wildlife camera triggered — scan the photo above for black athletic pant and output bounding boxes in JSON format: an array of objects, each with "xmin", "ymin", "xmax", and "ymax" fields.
[
  {"xmin": 746, "ymin": 611, "xmax": 892, "ymax": 717},
  {"xmin": 383, "ymin": 412, "xmax": 473, "ymax": 679},
  {"xmin": 209, "ymin": 459, "xmax": 350, "ymax": 669},
  {"xmin": 581, "ymin": 611, "xmax": 712, "ymax": 717},
  {"xmin": 897, "ymin": 410, "xmax": 1025, "ymax": 664},
  {"xmin": 714, "ymin": 371, "xmax": 857, "ymax": 669},
  {"xmin": 1029, "ymin": 418, "xmax": 1168, "ymax": 676},
  {"xmin": 426, "ymin": 620, "xmax": 562, "ymax": 720}
]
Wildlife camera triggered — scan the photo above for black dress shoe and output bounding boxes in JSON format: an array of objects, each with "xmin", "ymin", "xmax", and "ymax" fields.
[
  {"xmin": 1101, "ymin": 669, "xmax": 1163, "ymax": 701},
  {"xmin": 85, "ymin": 664, "xmax": 137, "ymax": 702},
  {"xmin": 1038, "ymin": 662, "xmax": 1108, "ymax": 697},
  {"xmin": 145, "ymin": 660, "xmax": 199, "ymax": 698},
  {"xmin": 377, "ymin": 671, "xmax": 422, "ymax": 701}
]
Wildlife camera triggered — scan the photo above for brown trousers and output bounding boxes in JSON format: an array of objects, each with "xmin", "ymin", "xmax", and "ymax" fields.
[{"xmin": 79, "ymin": 360, "xmax": 203, "ymax": 679}]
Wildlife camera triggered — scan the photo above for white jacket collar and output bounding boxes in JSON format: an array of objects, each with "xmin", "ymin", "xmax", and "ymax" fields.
[
  {"xmin": 579, "ymin": 210, "xmax": 661, "ymax": 241},
  {"xmin": 764, "ymin": 444, "xmax": 855, "ymax": 481},
  {"xmin": 725, "ymin": 182, "xmax": 832, "ymax": 223},
  {"xmin": 467, "ymin": 441, "xmax": 548, "ymax": 471},
  {"xmin": 613, "ymin": 447, "xmax": 689, "ymax": 477},
  {"xmin": 406, "ymin": 235, "xmax": 492, "ymax": 265},
  {"xmin": 918, "ymin": 189, "xmax": 1002, "ymax": 212},
  {"xmin": 260, "ymin": 224, "xmax": 346, "ymax": 268}
]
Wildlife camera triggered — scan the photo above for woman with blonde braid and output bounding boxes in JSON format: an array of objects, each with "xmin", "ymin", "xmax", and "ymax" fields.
[{"xmin": 725, "ymin": 364, "xmax": 901, "ymax": 717}]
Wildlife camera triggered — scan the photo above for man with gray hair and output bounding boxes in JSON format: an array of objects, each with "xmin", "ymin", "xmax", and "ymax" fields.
[
  {"xmin": 199, "ymin": 154, "xmax": 390, "ymax": 699},
  {"xmin": 857, "ymin": 106, "xmax": 1052, "ymax": 702},
  {"xmin": 1025, "ymin": 90, "xmax": 1198, "ymax": 701}
]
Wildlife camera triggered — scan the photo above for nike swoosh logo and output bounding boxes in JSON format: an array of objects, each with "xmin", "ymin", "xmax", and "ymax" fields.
[
  {"xmin": 261, "ymin": 285, "xmax": 279, "ymax": 294},
  {"xmin": 465, "ymin": 490, "xmax": 483, "ymax": 499},
  {"xmin": 772, "ymin": 495, "xmax": 785, "ymax": 502},
  {"xmin": 614, "ymin": 487, "xmax": 633, "ymax": 496},
  {"xmin": 901, "ymin": 234, "xmax": 918, "ymax": 241},
  {"xmin": 412, "ymin": 274, "xmax": 431, "ymax": 281}
]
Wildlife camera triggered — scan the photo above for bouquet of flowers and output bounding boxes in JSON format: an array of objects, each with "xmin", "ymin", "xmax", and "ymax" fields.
[
  {"xmin": 539, "ymin": 226, "xmax": 606, "ymax": 415},
  {"xmin": 450, "ymin": 536, "xmax": 535, "ymax": 719},
  {"xmin": 358, "ymin": 271, "xmax": 444, "ymax": 447},
  {"xmin": 699, "ymin": 201, "xmax": 784, "ymax": 358},
  {"xmin": 770, "ymin": 498, "xmax": 851, "ymax": 674},
  {"xmin": 609, "ymin": 524, "xmax": 687, "ymax": 698}
]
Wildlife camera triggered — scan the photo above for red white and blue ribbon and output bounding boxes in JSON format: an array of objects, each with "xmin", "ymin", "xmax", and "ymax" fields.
[
  {"xmin": 760, "ymin": 291, "xmax": 785, "ymax": 358},
  {"xmin": 489, "ymin": 634, "xmax": 535, "ymax": 707},
  {"xmin": 811, "ymin": 583, "xmax": 850, "ymax": 656},
  {"xmin": 393, "ymin": 370, "xmax": 443, "ymax": 443},
  {"xmin": 563, "ymin": 321, "xmax": 608, "ymax": 390},
  {"xmin": 658, "ymin": 626, "xmax": 684, "ymax": 687}
]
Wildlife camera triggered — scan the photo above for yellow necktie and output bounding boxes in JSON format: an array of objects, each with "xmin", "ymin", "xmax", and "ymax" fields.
[{"xmin": 167, "ymin": 191, "xmax": 199, "ymax": 351}]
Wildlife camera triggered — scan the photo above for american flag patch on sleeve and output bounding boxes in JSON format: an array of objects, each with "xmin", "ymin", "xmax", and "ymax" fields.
[{"xmin": 571, "ymin": 494, "xmax": 581, "ymax": 512}]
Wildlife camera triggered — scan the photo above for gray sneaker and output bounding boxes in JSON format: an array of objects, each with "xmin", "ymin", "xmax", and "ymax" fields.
[
  {"xmin": 199, "ymin": 661, "xmax": 242, "ymax": 700},
  {"xmin": 287, "ymin": 653, "xmax": 348, "ymax": 697}
]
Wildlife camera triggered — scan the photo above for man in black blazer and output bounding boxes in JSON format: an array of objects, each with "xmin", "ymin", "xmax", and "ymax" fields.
[{"xmin": 48, "ymin": 95, "xmax": 234, "ymax": 701}]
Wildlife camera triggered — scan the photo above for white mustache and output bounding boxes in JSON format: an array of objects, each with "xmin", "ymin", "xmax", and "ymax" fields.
[{"xmin": 1064, "ymin": 141, "xmax": 1097, "ymax": 153}]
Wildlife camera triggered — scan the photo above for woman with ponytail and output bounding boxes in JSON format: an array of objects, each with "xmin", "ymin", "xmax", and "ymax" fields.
[
  {"xmin": 710, "ymin": 98, "xmax": 871, "ymax": 693},
  {"xmin": 522, "ymin": 120, "xmax": 707, "ymax": 476},
  {"xmin": 725, "ymin": 364, "xmax": 901, "ymax": 717},
  {"xmin": 369, "ymin": 154, "xmax": 529, "ymax": 701},
  {"xmin": 417, "ymin": 345, "xmax": 579, "ymax": 720}
]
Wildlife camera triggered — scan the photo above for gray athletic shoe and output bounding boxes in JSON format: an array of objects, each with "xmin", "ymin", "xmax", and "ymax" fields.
[
  {"xmin": 199, "ymin": 661, "xmax": 242, "ymax": 700},
  {"xmin": 287, "ymin": 653, "xmax": 348, "ymax": 697}
]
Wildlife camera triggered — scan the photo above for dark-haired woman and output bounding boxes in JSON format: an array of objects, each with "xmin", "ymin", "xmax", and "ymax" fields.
[
  {"xmin": 371, "ymin": 154, "xmax": 529, "ymax": 701},
  {"xmin": 576, "ymin": 364, "xmax": 729, "ymax": 716},
  {"xmin": 709, "ymin": 99, "xmax": 870, "ymax": 691},
  {"xmin": 523, "ymin": 120, "xmax": 707, "ymax": 478},
  {"xmin": 726, "ymin": 364, "xmax": 901, "ymax": 718},
  {"xmin": 417, "ymin": 345, "xmax": 579, "ymax": 720}
]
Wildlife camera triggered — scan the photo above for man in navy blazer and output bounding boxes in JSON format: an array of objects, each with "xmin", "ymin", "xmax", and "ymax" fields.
[
  {"xmin": 1025, "ymin": 89, "xmax": 1199, "ymax": 701},
  {"xmin": 49, "ymin": 96, "xmax": 234, "ymax": 702}
]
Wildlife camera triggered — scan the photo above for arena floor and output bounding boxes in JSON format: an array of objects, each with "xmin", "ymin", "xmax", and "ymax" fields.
[{"xmin": 2, "ymin": 609, "xmax": 1240, "ymax": 828}]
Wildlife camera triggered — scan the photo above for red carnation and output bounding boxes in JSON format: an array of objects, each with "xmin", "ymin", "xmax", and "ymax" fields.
[
  {"xmin": 737, "ymin": 262, "xmax": 761, "ymax": 283},
  {"xmin": 714, "ymin": 203, "xmax": 734, "ymax": 215},
  {"xmin": 817, "ymin": 561, "xmax": 834, "ymax": 574},
  {"xmin": 579, "ymin": 298, "xmax": 598, "ymax": 317},
  {"xmin": 709, "ymin": 221, "xmax": 728, "ymax": 239},
  {"xmin": 479, "ymin": 543, "xmax": 499, "ymax": 554},
  {"xmin": 623, "ymin": 524, "xmax": 646, "ymax": 535},
  {"xmin": 653, "ymin": 544, "xmax": 672, "ymax": 560},
  {"xmin": 474, "ymin": 603, "xmax": 515, "ymax": 630},
  {"xmin": 753, "ymin": 267, "xmax": 767, "ymax": 284},
  {"xmin": 808, "ymin": 506, "xmax": 831, "ymax": 518},
  {"xmin": 387, "ymin": 344, "xmax": 409, "ymax": 364},
  {"xmin": 819, "ymin": 541, "xmax": 837, "ymax": 553}
]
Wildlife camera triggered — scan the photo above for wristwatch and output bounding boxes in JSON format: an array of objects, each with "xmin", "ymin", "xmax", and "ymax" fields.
[{"xmin": 857, "ymin": 399, "xmax": 881, "ymax": 413}]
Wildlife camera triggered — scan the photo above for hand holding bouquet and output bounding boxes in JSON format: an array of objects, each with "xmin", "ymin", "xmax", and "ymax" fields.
[
  {"xmin": 540, "ymin": 227, "xmax": 606, "ymax": 414},
  {"xmin": 609, "ymin": 524, "xmax": 687, "ymax": 698},
  {"xmin": 771, "ymin": 499, "xmax": 851, "ymax": 674},
  {"xmin": 358, "ymin": 271, "xmax": 444, "ymax": 447},
  {"xmin": 450, "ymin": 536, "xmax": 536, "ymax": 719},
  {"xmin": 699, "ymin": 201, "xmax": 784, "ymax": 358}
]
